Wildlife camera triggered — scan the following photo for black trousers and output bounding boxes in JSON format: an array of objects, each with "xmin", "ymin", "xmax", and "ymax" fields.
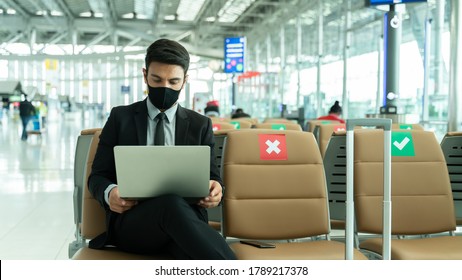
[{"xmin": 111, "ymin": 194, "xmax": 236, "ymax": 260}]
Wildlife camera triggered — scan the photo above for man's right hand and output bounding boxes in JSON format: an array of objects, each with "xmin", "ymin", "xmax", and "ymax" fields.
[{"xmin": 108, "ymin": 187, "xmax": 138, "ymax": 214}]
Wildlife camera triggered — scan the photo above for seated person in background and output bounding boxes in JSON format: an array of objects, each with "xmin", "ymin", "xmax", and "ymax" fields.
[
  {"xmin": 204, "ymin": 103, "xmax": 220, "ymax": 117},
  {"xmin": 231, "ymin": 108, "xmax": 250, "ymax": 119},
  {"xmin": 88, "ymin": 38, "xmax": 236, "ymax": 260},
  {"xmin": 317, "ymin": 101, "xmax": 345, "ymax": 124}
]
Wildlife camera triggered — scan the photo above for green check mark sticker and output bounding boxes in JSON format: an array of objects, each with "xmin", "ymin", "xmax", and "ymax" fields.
[
  {"xmin": 391, "ymin": 131, "xmax": 415, "ymax": 156},
  {"xmin": 399, "ymin": 124, "xmax": 413, "ymax": 130},
  {"xmin": 230, "ymin": 121, "xmax": 241, "ymax": 129},
  {"xmin": 271, "ymin": 124, "xmax": 286, "ymax": 130}
]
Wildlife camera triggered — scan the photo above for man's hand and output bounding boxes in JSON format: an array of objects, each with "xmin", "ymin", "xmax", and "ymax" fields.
[
  {"xmin": 198, "ymin": 180, "xmax": 223, "ymax": 208},
  {"xmin": 108, "ymin": 187, "xmax": 138, "ymax": 214}
]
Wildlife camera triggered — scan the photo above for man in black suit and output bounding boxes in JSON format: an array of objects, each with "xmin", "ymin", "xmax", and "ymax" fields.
[{"xmin": 88, "ymin": 39, "xmax": 236, "ymax": 260}]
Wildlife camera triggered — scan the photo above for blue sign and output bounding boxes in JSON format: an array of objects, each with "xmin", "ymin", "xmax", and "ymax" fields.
[
  {"xmin": 368, "ymin": 0, "xmax": 426, "ymax": 5},
  {"xmin": 224, "ymin": 37, "xmax": 245, "ymax": 73},
  {"xmin": 121, "ymin": 85, "xmax": 130, "ymax": 94}
]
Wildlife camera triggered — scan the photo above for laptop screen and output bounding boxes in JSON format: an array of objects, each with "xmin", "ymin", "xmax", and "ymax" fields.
[{"xmin": 114, "ymin": 146, "xmax": 210, "ymax": 199}]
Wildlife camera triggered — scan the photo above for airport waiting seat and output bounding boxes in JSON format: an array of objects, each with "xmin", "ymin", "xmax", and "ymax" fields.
[
  {"xmin": 233, "ymin": 117, "xmax": 259, "ymax": 124},
  {"xmin": 211, "ymin": 121, "xmax": 236, "ymax": 132},
  {"xmin": 354, "ymin": 129, "xmax": 462, "ymax": 259},
  {"xmin": 263, "ymin": 118, "xmax": 292, "ymax": 124},
  {"xmin": 305, "ymin": 119, "xmax": 340, "ymax": 132},
  {"xmin": 391, "ymin": 123, "xmax": 424, "ymax": 130},
  {"xmin": 229, "ymin": 119, "xmax": 252, "ymax": 129},
  {"xmin": 69, "ymin": 128, "xmax": 101, "ymax": 257},
  {"xmin": 323, "ymin": 124, "xmax": 424, "ymax": 232},
  {"xmin": 440, "ymin": 132, "xmax": 462, "ymax": 226},
  {"xmin": 209, "ymin": 116, "xmax": 231, "ymax": 123},
  {"xmin": 253, "ymin": 122, "xmax": 302, "ymax": 131},
  {"xmin": 313, "ymin": 123, "xmax": 346, "ymax": 158},
  {"xmin": 206, "ymin": 130, "xmax": 232, "ymax": 231},
  {"xmin": 323, "ymin": 130, "xmax": 347, "ymax": 230},
  {"xmin": 221, "ymin": 129, "xmax": 367, "ymax": 260},
  {"xmin": 71, "ymin": 129, "xmax": 171, "ymax": 259}
]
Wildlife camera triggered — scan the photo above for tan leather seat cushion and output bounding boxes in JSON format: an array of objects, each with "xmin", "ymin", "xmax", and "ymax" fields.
[
  {"xmin": 231, "ymin": 240, "xmax": 367, "ymax": 260},
  {"xmin": 360, "ymin": 236, "xmax": 462, "ymax": 260},
  {"xmin": 73, "ymin": 247, "xmax": 173, "ymax": 260}
]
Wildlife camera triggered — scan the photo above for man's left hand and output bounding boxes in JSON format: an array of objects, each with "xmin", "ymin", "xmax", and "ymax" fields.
[{"xmin": 198, "ymin": 180, "xmax": 222, "ymax": 208}]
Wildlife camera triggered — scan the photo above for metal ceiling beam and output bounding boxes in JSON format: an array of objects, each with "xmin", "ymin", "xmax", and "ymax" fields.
[
  {"xmin": 25, "ymin": 0, "xmax": 59, "ymax": 27},
  {"xmin": 0, "ymin": 31, "xmax": 24, "ymax": 50},
  {"xmin": 246, "ymin": 0, "xmax": 326, "ymax": 45},
  {"xmin": 1, "ymin": 49, "xmax": 146, "ymax": 61},
  {"xmin": 53, "ymin": 0, "xmax": 74, "ymax": 20},
  {"xmin": 107, "ymin": 0, "xmax": 118, "ymax": 25},
  {"xmin": 234, "ymin": 0, "xmax": 269, "ymax": 24},
  {"xmin": 174, "ymin": 30, "xmax": 193, "ymax": 41},
  {"xmin": 37, "ymin": 31, "xmax": 68, "ymax": 53},
  {"xmin": 116, "ymin": 26, "xmax": 222, "ymax": 58},
  {"xmin": 120, "ymin": 37, "xmax": 142, "ymax": 52},
  {"xmin": 2, "ymin": 0, "xmax": 29, "ymax": 18},
  {"xmin": 87, "ymin": 0, "xmax": 116, "ymax": 28},
  {"xmin": 79, "ymin": 30, "xmax": 111, "ymax": 54},
  {"xmin": 192, "ymin": 0, "xmax": 213, "ymax": 25}
]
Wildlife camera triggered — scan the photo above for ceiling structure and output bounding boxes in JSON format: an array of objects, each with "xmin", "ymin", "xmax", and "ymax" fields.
[{"xmin": 0, "ymin": 0, "xmax": 444, "ymax": 62}]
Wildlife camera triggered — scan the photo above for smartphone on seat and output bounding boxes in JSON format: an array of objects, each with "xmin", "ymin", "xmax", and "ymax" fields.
[{"xmin": 240, "ymin": 240, "xmax": 276, "ymax": 248}]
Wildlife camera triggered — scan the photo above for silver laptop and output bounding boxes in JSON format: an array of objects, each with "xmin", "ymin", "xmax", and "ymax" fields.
[{"xmin": 114, "ymin": 146, "xmax": 210, "ymax": 199}]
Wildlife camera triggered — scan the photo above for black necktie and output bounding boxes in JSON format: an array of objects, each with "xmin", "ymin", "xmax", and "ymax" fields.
[{"xmin": 154, "ymin": 112, "xmax": 166, "ymax": 146}]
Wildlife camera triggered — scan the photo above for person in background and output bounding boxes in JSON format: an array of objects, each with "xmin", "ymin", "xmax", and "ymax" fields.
[
  {"xmin": 38, "ymin": 102, "xmax": 48, "ymax": 129},
  {"xmin": 317, "ymin": 100, "xmax": 345, "ymax": 124},
  {"xmin": 19, "ymin": 95, "xmax": 36, "ymax": 141},
  {"xmin": 88, "ymin": 38, "xmax": 236, "ymax": 260},
  {"xmin": 231, "ymin": 108, "xmax": 250, "ymax": 119},
  {"xmin": 204, "ymin": 101, "xmax": 220, "ymax": 117}
]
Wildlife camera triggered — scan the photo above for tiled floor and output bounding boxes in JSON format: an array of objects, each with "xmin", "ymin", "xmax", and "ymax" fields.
[{"xmin": 0, "ymin": 109, "xmax": 104, "ymax": 259}]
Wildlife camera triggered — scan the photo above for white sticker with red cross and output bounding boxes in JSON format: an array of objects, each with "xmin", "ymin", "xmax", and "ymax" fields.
[
  {"xmin": 258, "ymin": 134, "xmax": 288, "ymax": 160},
  {"xmin": 334, "ymin": 124, "xmax": 346, "ymax": 132},
  {"xmin": 212, "ymin": 124, "xmax": 221, "ymax": 131}
]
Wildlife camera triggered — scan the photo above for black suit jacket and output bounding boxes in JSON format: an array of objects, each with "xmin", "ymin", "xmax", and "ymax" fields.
[{"xmin": 88, "ymin": 99, "xmax": 222, "ymax": 248}]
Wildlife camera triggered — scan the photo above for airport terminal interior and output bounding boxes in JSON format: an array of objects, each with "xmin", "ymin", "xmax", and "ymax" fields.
[{"xmin": 1, "ymin": 0, "xmax": 462, "ymax": 260}]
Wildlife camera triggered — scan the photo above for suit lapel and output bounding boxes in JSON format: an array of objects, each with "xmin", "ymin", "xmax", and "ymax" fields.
[
  {"xmin": 175, "ymin": 105, "xmax": 190, "ymax": 145},
  {"xmin": 135, "ymin": 99, "xmax": 148, "ymax": 145}
]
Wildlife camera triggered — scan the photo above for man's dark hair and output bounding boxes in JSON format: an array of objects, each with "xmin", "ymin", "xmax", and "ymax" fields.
[{"xmin": 145, "ymin": 39, "xmax": 190, "ymax": 74}]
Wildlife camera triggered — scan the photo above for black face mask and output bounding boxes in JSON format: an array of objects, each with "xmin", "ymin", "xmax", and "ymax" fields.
[{"xmin": 147, "ymin": 86, "xmax": 180, "ymax": 110}]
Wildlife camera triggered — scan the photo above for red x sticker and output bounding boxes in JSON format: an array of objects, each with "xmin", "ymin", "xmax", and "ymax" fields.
[
  {"xmin": 334, "ymin": 124, "xmax": 346, "ymax": 132},
  {"xmin": 258, "ymin": 134, "xmax": 288, "ymax": 160},
  {"xmin": 212, "ymin": 124, "xmax": 221, "ymax": 131}
]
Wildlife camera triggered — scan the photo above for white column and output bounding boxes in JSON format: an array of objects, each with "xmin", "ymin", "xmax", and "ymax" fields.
[{"xmin": 448, "ymin": 0, "xmax": 462, "ymax": 131}]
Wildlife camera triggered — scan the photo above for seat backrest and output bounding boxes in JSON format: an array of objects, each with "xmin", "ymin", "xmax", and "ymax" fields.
[
  {"xmin": 80, "ymin": 129, "xmax": 106, "ymax": 239},
  {"xmin": 233, "ymin": 117, "xmax": 259, "ymax": 124},
  {"xmin": 222, "ymin": 129, "xmax": 330, "ymax": 239},
  {"xmin": 209, "ymin": 116, "xmax": 231, "ymax": 123},
  {"xmin": 306, "ymin": 119, "xmax": 340, "ymax": 132},
  {"xmin": 354, "ymin": 129, "xmax": 456, "ymax": 235},
  {"xmin": 229, "ymin": 119, "xmax": 252, "ymax": 129},
  {"xmin": 323, "ymin": 130, "xmax": 347, "ymax": 222},
  {"xmin": 211, "ymin": 121, "xmax": 236, "ymax": 132},
  {"xmin": 263, "ymin": 118, "xmax": 291, "ymax": 124},
  {"xmin": 391, "ymin": 123, "xmax": 424, "ymax": 131},
  {"xmin": 314, "ymin": 123, "xmax": 346, "ymax": 157},
  {"xmin": 440, "ymin": 131, "xmax": 462, "ymax": 225},
  {"xmin": 253, "ymin": 122, "xmax": 302, "ymax": 131},
  {"xmin": 212, "ymin": 132, "xmax": 229, "ymax": 177},
  {"xmin": 73, "ymin": 130, "xmax": 98, "ymax": 226}
]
